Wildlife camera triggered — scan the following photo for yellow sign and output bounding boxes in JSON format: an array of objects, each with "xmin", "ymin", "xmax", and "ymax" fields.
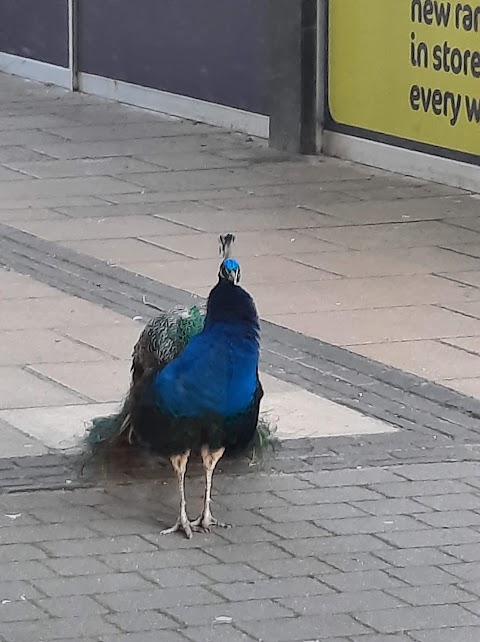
[{"xmin": 328, "ymin": 0, "xmax": 480, "ymax": 158}]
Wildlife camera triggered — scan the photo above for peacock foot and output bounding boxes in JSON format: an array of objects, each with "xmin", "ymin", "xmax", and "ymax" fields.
[
  {"xmin": 160, "ymin": 515, "xmax": 194, "ymax": 539},
  {"xmin": 191, "ymin": 514, "xmax": 231, "ymax": 533}
]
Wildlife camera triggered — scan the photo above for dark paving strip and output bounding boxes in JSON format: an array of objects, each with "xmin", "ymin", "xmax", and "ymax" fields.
[
  {"xmin": 2, "ymin": 439, "xmax": 480, "ymax": 494},
  {"xmin": 1, "ymin": 221, "xmax": 480, "ymax": 490}
]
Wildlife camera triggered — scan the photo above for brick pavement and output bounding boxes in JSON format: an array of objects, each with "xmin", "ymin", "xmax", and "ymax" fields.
[
  {"xmin": 0, "ymin": 72, "xmax": 480, "ymax": 641},
  {"xmin": 2, "ymin": 464, "xmax": 480, "ymax": 640}
]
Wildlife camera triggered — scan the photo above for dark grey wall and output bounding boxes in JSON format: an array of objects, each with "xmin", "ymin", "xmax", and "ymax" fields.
[
  {"xmin": 77, "ymin": 0, "xmax": 268, "ymax": 115},
  {"xmin": 0, "ymin": 0, "xmax": 69, "ymax": 67}
]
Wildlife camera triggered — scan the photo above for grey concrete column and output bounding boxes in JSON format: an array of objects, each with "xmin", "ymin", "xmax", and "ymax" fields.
[{"xmin": 268, "ymin": 0, "xmax": 318, "ymax": 154}]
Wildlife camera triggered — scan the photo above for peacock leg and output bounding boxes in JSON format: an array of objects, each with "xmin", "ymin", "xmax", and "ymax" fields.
[
  {"xmin": 160, "ymin": 450, "xmax": 193, "ymax": 539},
  {"xmin": 191, "ymin": 446, "xmax": 229, "ymax": 532}
]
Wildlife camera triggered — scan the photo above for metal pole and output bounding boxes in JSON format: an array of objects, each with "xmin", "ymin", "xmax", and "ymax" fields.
[
  {"xmin": 299, "ymin": 0, "xmax": 318, "ymax": 154},
  {"xmin": 68, "ymin": 0, "xmax": 79, "ymax": 91},
  {"xmin": 316, "ymin": 0, "xmax": 328, "ymax": 154}
]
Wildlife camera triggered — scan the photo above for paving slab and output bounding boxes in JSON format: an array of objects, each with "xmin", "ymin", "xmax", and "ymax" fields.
[
  {"xmin": 0, "ymin": 403, "xmax": 119, "ymax": 452},
  {"xmin": 29, "ymin": 133, "xmax": 245, "ymax": 160},
  {"xmin": 29, "ymin": 360, "xmax": 132, "ymax": 403},
  {"xmin": 443, "ymin": 301, "xmax": 480, "ymax": 319},
  {"xmin": 261, "ymin": 374, "xmax": 396, "ymax": 440},
  {"xmin": 143, "ymin": 229, "xmax": 340, "ymax": 259},
  {"xmin": 254, "ymin": 159, "xmax": 375, "ymax": 182},
  {"xmin": 124, "ymin": 255, "xmax": 337, "ymax": 292},
  {"xmin": 5, "ymin": 157, "xmax": 163, "ymax": 179},
  {"xmin": 0, "ymin": 196, "xmax": 105, "ymax": 211},
  {"xmin": 0, "ymin": 329, "xmax": 111, "ymax": 365},
  {"xmin": 0, "ymin": 419, "xmax": 48, "ymax": 457},
  {"xmin": 0, "ymin": 175, "xmax": 144, "ymax": 200},
  {"xmin": 62, "ymin": 322, "xmax": 144, "ymax": 360},
  {"xmin": 206, "ymin": 190, "xmax": 360, "ymax": 209},
  {"xmin": 442, "ymin": 271, "xmax": 480, "ymax": 288},
  {"xmin": 262, "ymin": 274, "xmax": 479, "ymax": 310},
  {"xmin": 158, "ymin": 205, "xmax": 338, "ymax": 231},
  {"xmin": 352, "ymin": 340, "xmax": 480, "ymax": 381},
  {"xmin": 48, "ymin": 121, "xmax": 216, "ymax": 143},
  {"xmin": 0, "ymin": 146, "xmax": 56, "ymax": 163},
  {"xmin": 0, "ymin": 165, "xmax": 34, "ymax": 181},
  {"xmin": 293, "ymin": 246, "xmax": 480, "ymax": 277},
  {"xmin": 314, "ymin": 194, "xmax": 480, "ymax": 222},
  {"xmin": 268, "ymin": 305, "xmax": 480, "ymax": 345},
  {"xmin": 440, "ymin": 378, "xmax": 480, "ymax": 398},
  {"xmin": 339, "ymin": 185, "xmax": 465, "ymax": 203},
  {"xmin": 303, "ymin": 220, "xmax": 480, "ymax": 250},
  {"xmin": 0, "ymin": 269, "xmax": 60, "ymax": 299},
  {"xmin": 0, "ymin": 208, "xmax": 65, "ymax": 223},
  {"xmin": 138, "ymin": 150, "xmax": 249, "ymax": 170},
  {"xmin": 0, "ymin": 130, "xmax": 66, "ymax": 149},
  {"xmin": 447, "ymin": 244, "xmax": 480, "ymax": 259},
  {"xmin": 11, "ymin": 214, "xmax": 198, "ymax": 241},
  {"xmin": 0, "ymin": 367, "xmax": 88, "ymax": 410},
  {"xmin": 447, "ymin": 217, "xmax": 480, "ymax": 233},
  {"xmin": 0, "ymin": 296, "xmax": 130, "ymax": 331},
  {"xmin": 57, "ymin": 200, "xmax": 222, "ymax": 218},
  {"xmin": 117, "ymin": 167, "xmax": 297, "ymax": 191},
  {"xmin": 60, "ymin": 238, "xmax": 186, "ymax": 264}
]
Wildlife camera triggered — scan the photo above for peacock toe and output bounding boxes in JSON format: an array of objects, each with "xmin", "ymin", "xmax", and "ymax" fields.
[
  {"xmin": 191, "ymin": 514, "xmax": 231, "ymax": 532},
  {"xmin": 159, "ymin": 516, "xmax": 194, "ymax": 539}
]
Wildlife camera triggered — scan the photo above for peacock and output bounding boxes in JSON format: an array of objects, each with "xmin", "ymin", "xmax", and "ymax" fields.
[{"xmin": 85, "ymin": 233, "xmax": 276, "ymax": 538}]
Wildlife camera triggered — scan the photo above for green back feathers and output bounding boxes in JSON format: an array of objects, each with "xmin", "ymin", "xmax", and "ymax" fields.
[
  {"xmin": 175, "ymin": 305, "xmax": 205, "ymax": 351},
  {"xmin": 85, "ymin": 305, "xmax": 207, "ymax": 453}
]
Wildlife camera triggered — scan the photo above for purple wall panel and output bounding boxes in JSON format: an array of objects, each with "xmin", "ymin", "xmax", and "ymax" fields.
[
  {"xmin": 0, "ymin": 0, "xmax": 68, "ymax": 67},
  {"xmin": 78, "ymin": 0, "xmax": 268, "ymax": 114}
]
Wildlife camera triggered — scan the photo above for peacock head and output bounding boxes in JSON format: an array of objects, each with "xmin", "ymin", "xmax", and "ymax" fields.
[
  {"xmin": 217, "ymin": 233, "xmax": 240, "ymax": 284},
  {"xmin": 219, "ymin": 257, "xmax": 241, "ymax": 285}
]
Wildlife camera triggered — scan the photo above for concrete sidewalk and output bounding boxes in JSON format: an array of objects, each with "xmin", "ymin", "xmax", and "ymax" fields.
[
  {"xmin": 0, "ymin": 73, "xmax": 479, "ymax": 398},
  {"xmin": 1, "ymin": 72, "xmax": 480, "ymax": 642}
]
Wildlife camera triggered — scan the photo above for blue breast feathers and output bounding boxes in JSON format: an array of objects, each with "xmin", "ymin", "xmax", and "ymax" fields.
[{"xmin": 152, "ymin": 321, "xmax": 260, "ymax": 418}]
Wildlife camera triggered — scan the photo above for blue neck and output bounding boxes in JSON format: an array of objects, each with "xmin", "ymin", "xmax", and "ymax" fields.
[{"xmin": 205, "ymin": 281, "xmax": 259, "ymax": 331}]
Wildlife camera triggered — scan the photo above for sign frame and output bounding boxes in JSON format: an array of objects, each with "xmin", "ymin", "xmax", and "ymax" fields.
[{"xmin": 325, "ymin": 0, "xmax": 480, "ymax": 166}]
